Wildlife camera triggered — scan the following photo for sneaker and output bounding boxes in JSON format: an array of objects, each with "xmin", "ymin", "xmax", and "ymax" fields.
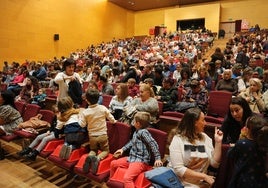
[
  {"xmin": 64, "ymin": 145, "xmax": 72, "ymax": 160},
  {"xmin": 83, "ymin": 155, "xmax": 92, "ymax": 173},
  {"xmin": 91, "ymin": 156, "xmax": 100, "ymax": 175},
  {"xmin": 59, "ymin": 144, "xmax": 68, "ymax": 159}
]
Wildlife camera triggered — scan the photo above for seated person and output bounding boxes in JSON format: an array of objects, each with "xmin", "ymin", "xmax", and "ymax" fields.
[
  {"xmin": 183, "ymin": 79, "xmax": 208, "ymax": 113},
  {"xmin": 155, "ymin": 77, "xmax": 178, "ymax": 112},
  {"xmin": 109, "ymin": 83, "xmax": 132, "ymax": 120},
  {"xmin": 215, "ymin": 69, "xmax": 238, "ymax": 95},
  {"xmin": 0, "ymin": 90, "xmax": 23, "ymax": 135},
  {"xmin": 127, "ymin": 78, "xmax": 139, "ymax": 98},
  {"xmin": 110, "ymin": 112, "xmax": 163, "ymax": 187},
  {"xmin": 239, "ymin": 78, "xmax": 265, "ymax": 114}
]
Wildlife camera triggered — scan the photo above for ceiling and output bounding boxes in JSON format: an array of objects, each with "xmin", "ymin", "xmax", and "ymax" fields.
[{"xmin": 108, "ymin": 0, "xmax": 218, "ymax": 11}]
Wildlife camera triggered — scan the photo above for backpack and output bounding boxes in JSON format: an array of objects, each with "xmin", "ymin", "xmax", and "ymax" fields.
[{"xmin": 68, "ymin": 80, "xmax": 83, "ymax": 104}]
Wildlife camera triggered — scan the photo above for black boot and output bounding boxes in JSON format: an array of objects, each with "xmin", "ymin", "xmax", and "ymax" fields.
[
  {"xmin": 26, "ymin": 150, "xmax": 39, "ymax": 161},
  {"xmin": 17, "ymin": 147, "xmax": 32, "ymax": 157}
]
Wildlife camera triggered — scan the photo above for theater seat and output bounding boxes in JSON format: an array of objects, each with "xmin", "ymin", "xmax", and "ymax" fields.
[
  {"xmin": 106, "ymin": 128, "xmax": 168, "ymax": 188},
  {"xmin": 73, "ymin": 121, "xmax": 131, "ymax": 184}
]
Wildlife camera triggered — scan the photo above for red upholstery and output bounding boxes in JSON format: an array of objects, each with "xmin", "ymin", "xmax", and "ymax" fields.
[
  {"xmin": 82, "ymin": 81, "xmax": 89, "ymax": 93},
  {"xmin": 160, "ymin": 111, "xmax": 184, "ymax": 122},
  {"xmin": 0, "ymin": 134, "xmax": 19, "ymax": 142},
  {"xmin": 14, "ymin": 109, "xmax": 52, "ymax": 139},
  {"xmin": 39, "ymin": 139, "xmax": 64, "ymax": 158},
  {"xmin": 0, "ymin": 83, "xmax": 7, "ymax": 91},
  {"xmin": 157, "ymin": 101, "xmax": 163, "ymax": 116},
  {"xmin": 14, "ymin": 101, "xmax": 26, "ymax": 115},
  {"xmin": 22, "ymin": 104, "xmax": 41, "ymax": 121},
  {"xmin": 207, "ymin": 91, "xmax": 232, "ymax": 118},
  {"xmin": 48, "ymin": 144, "xmax": 87, "ymax": 171},
  {"xmin": 74, "ymin": 121, "xmax": 131, "ymax": 183},
  {"xmin": 39, "ymin": 109, "xmax": 55, "ymax": 124},
  {"xmin": 102, "ymin": 94, "xmax": 113, "ymax": 108}
]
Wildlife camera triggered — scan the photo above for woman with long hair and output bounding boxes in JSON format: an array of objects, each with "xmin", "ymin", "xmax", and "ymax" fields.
[
  {"xmin": 168, "ymin": 108, "xmax": 223, "ymax": 188},
  {"xmin": 109, "ymin": 83, "xmax": 132, "ymax": 120},
  {"xmin": 0, "ymin": 90, "xmax": 23, "ymax": 135}
]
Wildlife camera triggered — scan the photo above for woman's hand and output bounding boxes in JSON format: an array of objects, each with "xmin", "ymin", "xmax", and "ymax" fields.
[
  {"xmin": 203, "ymin": 174, "xmax": 215, "ymax": 185},
  {"xmin": 214, "ymin": 127, "xmax": 223, "ymax": 143}
]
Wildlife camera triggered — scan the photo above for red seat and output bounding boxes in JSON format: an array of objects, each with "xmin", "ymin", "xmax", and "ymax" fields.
[
  {"xmin": 0, "ymin": 83, "xmax": 7, "ymax": 91},
  {"xmin": 160, "ymin": 111, "xmax": 184, "ymax": 122},
  {"xmin": 39, "ymin": 139, "xmax": 64, "ymax": 158},
  {"xmin": 22, "ymin": 104, "xmax": 41, "ymax": 121},
  {"xmin": 74, "ymin": 121, "xmax": 131, "ymax": 183},
  {"xmin": 14, "ymin": 108, "xmax": 51, "ymax": 139},
  {"xmin": 82, "ymin": 81, "xmax": 89, "ymax": 93},
  {"xmin": 107, "ymin": 128, "xmax": 168, "ymax": 188},
  {"xmin": 48, "ymin": 144, "xmax": 88, "ymax": 171},
  {"xmin": 206, "ymin": 91, "xmax": 232, "ymax": 120},
  {"xmin": 157, "ymin": 101, "xmax": 163, "ymax": 116},
  {"xmin": 102, "ymin": 94, "xmax": 113, "ymax": 108},
  {"xmin": 14, "ymin": 101, "xmax": 26, "ymax": 116}
]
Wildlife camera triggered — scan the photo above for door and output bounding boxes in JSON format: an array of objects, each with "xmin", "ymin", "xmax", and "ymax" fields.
[{"xmin": 220, "ymin": 22, "xmax": 236, "ymax": 39}]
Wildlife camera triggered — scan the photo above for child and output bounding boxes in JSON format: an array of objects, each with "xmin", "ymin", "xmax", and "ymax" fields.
[
  {"xmin": 57, "ymin": 97, "xmax": 86, "ymax": 160},
  {"xmin": 32, "ymin": 88, "xmax": 47, "ymax": 108},
  {"xmin": 79, "ymin": 88, "xmax": 116, "ymax": 174},
  {"xmin": 228, "ymin": 115, "xmax": 268, "ymax": 187},
  {"xmin": 17, "ymin": 105, "xmax": 58, "ymax": 161},
  {"xmin": 110, "ymin": 111, "xmax": 163, "ymax": 187}
]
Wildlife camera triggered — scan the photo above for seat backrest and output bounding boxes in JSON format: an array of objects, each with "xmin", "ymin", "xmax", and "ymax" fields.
[
  {"xmin": 157, "ymin": 101, "xmax": 163, "ymax": 116},
  {"xmin": 107, "ymin": 121, "xmax": 131, "ymax": 154},
  {"xmin": 207, "ymin": 91, "xmax": 232, "ymax": 118},
  {"xmin": 22, "ymin": 104, "xmax": 41, "ymax": 121},
  {"xmin": 14, "ymin": 101, "xmax": 26, "ymax": 116},
  {"xmin": 214, "ymin": 144, "xmax": 234, "ymax": 188},
  {"xmin": 82, "ymin": 81, "xmax": 89, "ymax": 93},
  {"xmin": 39, "ymin": 109, "xmax": 55, "ymax": 125},
  {"xmin": 147, "ymin": 128, "xmax": 168, "ymax": 159},
  {"xmin": 102, "ymin": 94, "xmax": 113, "ymax": 108},
  {"xmin": 163, "ymin": 111, "xmax": 184, "ymax": 119}
]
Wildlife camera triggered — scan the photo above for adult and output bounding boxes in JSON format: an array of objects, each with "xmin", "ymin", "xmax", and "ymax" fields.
[
  {"xmin": 237, "ymin": 67, "xmax": 253, "ymax": 93},
  {"xmin": 221, "ymin": 97, "xmax": 253, "ymax": 144},
  {"xmin": 126, "ymin": 83, "xmax": 159, "ymax": 125},
  {"xmin": 239, "ymin": 78, "xmax": 265, "ymax": 114},
  {"xmin": 168, "ymin": 108, "xmax": 223, "ymax": 188},
  {"xmin": 100, "ymin": 75, "xmax": 114, "ymax": 95},
  {"xmin": 215, "ymin": 69, "xmax": 238, "ymax": 95},
  {"xmin": 54, "ymin": 58, "xmax": 83, "ymax": 102},
  {"xmin": 156, "ymin": 77, "xmax": 178, "ymax": 112},
  {"xmin": 0, "ymin": 90, "xmax": 23, "ymax": 135},
  {"xmin": 109, "ymin": 83, "xmax": 132, "ymax": 120}
]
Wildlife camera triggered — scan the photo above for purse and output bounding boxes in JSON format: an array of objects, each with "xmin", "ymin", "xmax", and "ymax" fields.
[{"xmin": 145, "ymin": 167, "xmax": 184, "ymax": 188}]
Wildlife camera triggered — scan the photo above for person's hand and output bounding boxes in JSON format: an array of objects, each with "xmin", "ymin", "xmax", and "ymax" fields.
[
  {"xmin": 203, "ymin": 174, "xmax": 215, "ymax": 185},
  {"xmin": 154, "ymin": 159, "xmax": 163, "ymax": 167},
  {"xmin": 113, "ymin": 149, "xmax": 123, "ymax": 159},
  {"xmin": 46, "ymin": 130, "xmax": 51, "ymax": 135},
  {"xmin": 214, "ymin": 127, "xmax": 223, "ymax": 143}
]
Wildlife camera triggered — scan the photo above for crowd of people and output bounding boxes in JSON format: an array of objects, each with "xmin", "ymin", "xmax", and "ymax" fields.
[{"xmin": 0, "ymin": 29, "xmax": 268, "ymax": 187}]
